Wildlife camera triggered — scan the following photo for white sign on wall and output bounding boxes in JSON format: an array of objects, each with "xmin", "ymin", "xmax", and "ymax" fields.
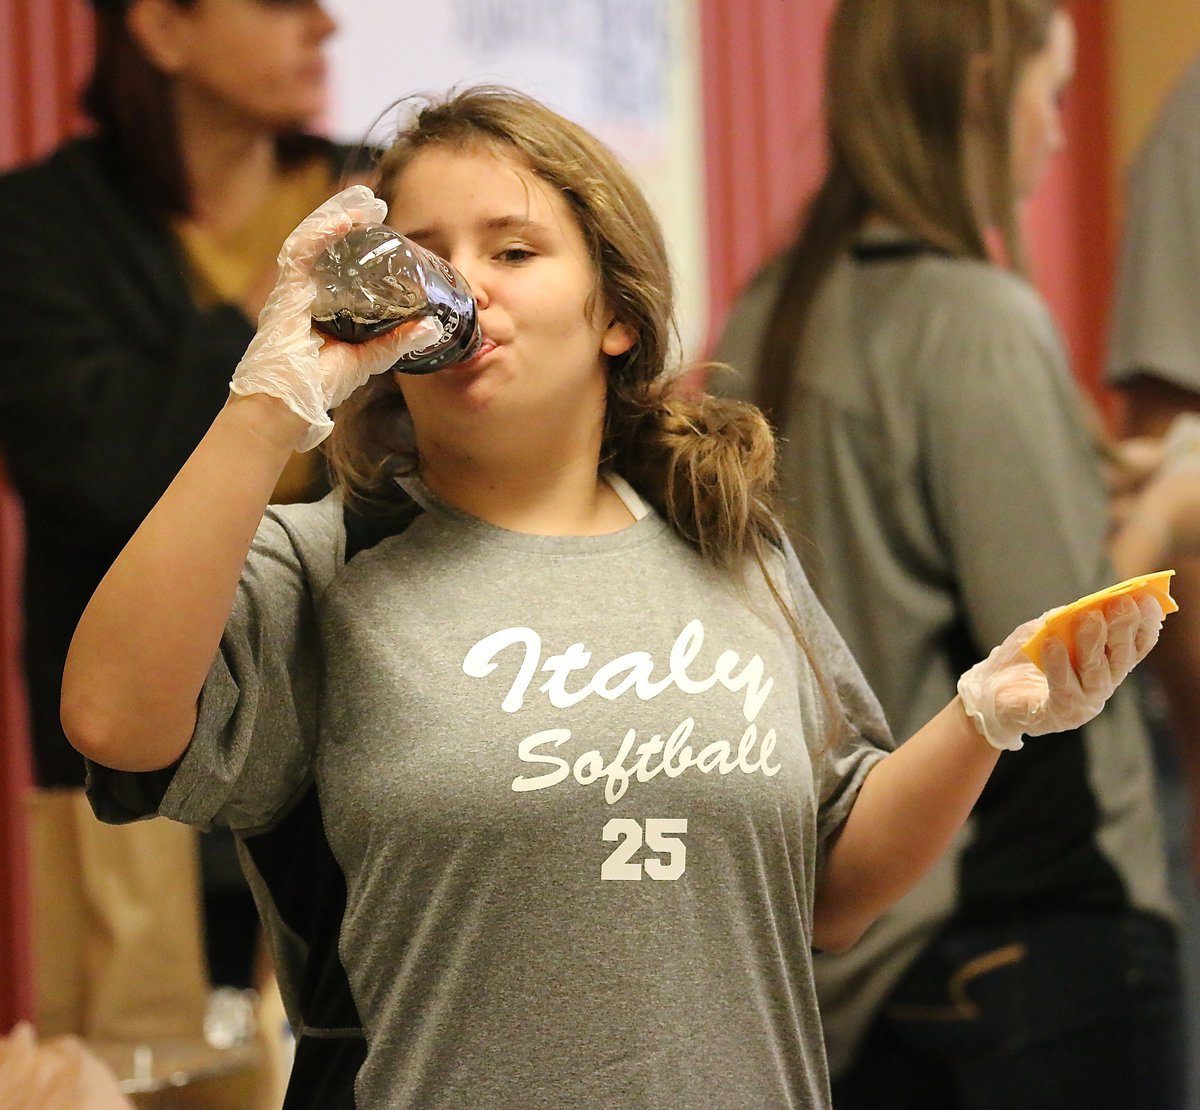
[{"xmin": 323, "ymin": 0, "xmax": 708, "ymax": 359}]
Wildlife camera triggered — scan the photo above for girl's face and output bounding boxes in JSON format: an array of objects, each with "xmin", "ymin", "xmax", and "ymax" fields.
[
  {"xmin": 136, "ymin": 0, "xmax": 335, "ymax": 130},
  {"xmin": 1011, "ymin": 9, "xmax": 1076, "ymax": 198},
  {"xmin": 384, "ymin": 143, "xmax": 634, "ymax": 463}
]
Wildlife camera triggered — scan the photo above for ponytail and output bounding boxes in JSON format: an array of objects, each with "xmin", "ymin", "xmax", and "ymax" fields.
[
  {"xmin": 605, "ymin": 378, "xmax": 779, "ymax": 571},
  {"xmin": 608, "ymin": 376, "xmax": 846, "ymax": 749}
]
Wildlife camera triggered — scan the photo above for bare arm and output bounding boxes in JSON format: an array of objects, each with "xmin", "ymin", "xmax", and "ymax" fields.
[
  {"xmin": 61, "ymin": 185, "xmax": 437, "ymax": 774},
  {"xmin": 60, "ymin": 393, "xmax": 307, "ymax": 771},
  {"xmin": 1118, "ymin": 376, "xmax": 1200, "ymax": 878},
  {"xmin": 812, "ymin": 699, "xmax": 996, "ymax": 951},
  {"xmin": 811, "ymin": 590, "xmax": 1164, "ymax": 951}
]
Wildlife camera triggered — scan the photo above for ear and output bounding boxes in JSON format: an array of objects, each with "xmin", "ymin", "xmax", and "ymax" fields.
[
  {"xmin": 125, "ymin": 0, "xmax": 190, "ymax": 74},
  {"xmin": 601, "ymin": 319, "xmax": 636, "ymax": 358}
]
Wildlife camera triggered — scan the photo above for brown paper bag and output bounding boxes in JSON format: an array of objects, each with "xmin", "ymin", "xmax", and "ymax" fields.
[{"xmin": 27, "ymin": 789, "xmax": 208, "ymax": 1042}]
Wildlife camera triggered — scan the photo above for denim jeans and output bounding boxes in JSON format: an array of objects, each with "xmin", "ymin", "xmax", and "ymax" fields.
[{"xmin": 831, "ymin": 909, "xmax": 1185, "ymax": 1110}]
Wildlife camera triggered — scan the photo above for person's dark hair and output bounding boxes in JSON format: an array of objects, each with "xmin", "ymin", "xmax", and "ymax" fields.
[
  {"xmin": 328, "ymin": 86, "xmax": 782, "ymax": 575},
  {"xmin": 82, "ymin": 1, "xmax": 325, "ymax": 218},
  {"xmin": 755, "ymin": 0, "xmax": 1060, "ymax": 433},
  {"xmin": 82, "ymin": 3, "xmax": 193, "ymax": 214}
]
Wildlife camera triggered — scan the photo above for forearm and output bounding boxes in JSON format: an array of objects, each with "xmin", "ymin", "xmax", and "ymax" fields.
[
  {"xmin": 1144, "ymin": 556, "xmax": 1200, "ymax": 790},
  {"xmin": 1109, "ymin": 509, "xmax": 1172, "ymax": 580},
  {"xmin": 813, "ymin": 698, "xmax": 999, "ymax": 950},
  {"xmin": 61, "ymin": 392, "xmax": 308, "ymax": 770},
  {"xmin": 1111, "ymin": 377, "xmax": 1200, "ymax": 577}
]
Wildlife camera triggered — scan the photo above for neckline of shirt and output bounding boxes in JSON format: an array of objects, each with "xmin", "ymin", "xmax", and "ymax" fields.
[
  {"xmin": 391, "ymin": 471, "xmax": 667, "ymax": 555},
  {"xmin": 851, "ymin": 225, "xmax": 950, "ymax": 264}
]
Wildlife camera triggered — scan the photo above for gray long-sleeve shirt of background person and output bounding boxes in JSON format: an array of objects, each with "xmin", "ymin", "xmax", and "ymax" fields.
[
  {"xmin": 1108, "ymin": 55, "xmax": 1200, "ymax": 391},
  {"xmin": 87, "ymin": 473, "xmax": 891, "ymax": 1108},
  {"xmin": 716, "ymin": 240, "xmax": 1175, "ymax": 1073}
]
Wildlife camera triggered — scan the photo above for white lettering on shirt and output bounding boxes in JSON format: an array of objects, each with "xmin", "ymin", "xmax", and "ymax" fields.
[
  {"xmin": 462, "ymin": 619, "xmax": 783, "ymax": 803},
  {"xmin": 511, "ymin": 720, "xmax": 780, "ymax": 803},
  {"xmin": 462, "ymin": 619, "xmax": 772, "ymax": 722}
]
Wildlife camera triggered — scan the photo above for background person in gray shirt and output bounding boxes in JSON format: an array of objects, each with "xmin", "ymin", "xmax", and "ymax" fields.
[
  {"xmin": 64, "ymin": 86, "xmax": 1166, "ymax": 1109},
  {"xmin": 1107, "ymin": 50, "xmax": 1200, "ymax": 1109},
  {"xmin": 716, "ymin": 2, "xmax": 1200, "ymax": 1107}
]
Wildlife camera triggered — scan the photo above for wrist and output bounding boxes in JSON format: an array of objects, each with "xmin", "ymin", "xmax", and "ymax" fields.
[
  {"xmin": 222, "ymin": 391, "xmax": 314, "ymax": 455},
  {"xmin": 953, "ymin": 688, "xmax": 1024, "ymax": 753}
]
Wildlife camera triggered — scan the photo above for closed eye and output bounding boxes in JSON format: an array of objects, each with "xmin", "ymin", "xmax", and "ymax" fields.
[{"xmin": 497, "ymin": 246, "xmax": 536, "ymax": 263}]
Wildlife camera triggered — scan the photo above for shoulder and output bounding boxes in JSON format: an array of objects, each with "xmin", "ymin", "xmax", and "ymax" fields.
[
  {"xmin": 0, "ymin": 137, "xmax": 153, "ymax": 257},
  {"xmin": 908, "ymin": 253, "xmax": 1047, "ymax": 319},
  {"xmin": 820, "ymin": 249, "xmax": 1064, "ymax": 391},
  {"xmin": 730, "ymin": 246, "xmax": 1042, "ymax": 324},
  {"xmin": 0, "ymin": 140, "xmax": 132, "ymax": 276},
  {"xmin": 712, "ymin": 253, "xmax": 789, "ymax": 393},
  {"xmin": 252, "ymin": 492, "xmax": 348, "ymax": 585},
  {"xmin": 900, "ymin": 255, "xmax": 1062, "ymax": 362},
  {"xmin": 1141, "ymin": 56, "xmax": 1200, "ymax": 155},
  {"xmin": 0, "ymin": 137, "xmax": 106, "ymax": 205},
  {"xmin": 257, "ymin": 484, "xmax": 430, "ymax": 576},
  {"xmin": 819, "ymin": 254, "xmax": 1069, "ymax": 433}
]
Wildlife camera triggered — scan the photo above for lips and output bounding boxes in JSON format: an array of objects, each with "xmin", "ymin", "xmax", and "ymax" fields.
[{"xmin": 453, "ymin": 338, "xmax": 498, "ymax": 371}]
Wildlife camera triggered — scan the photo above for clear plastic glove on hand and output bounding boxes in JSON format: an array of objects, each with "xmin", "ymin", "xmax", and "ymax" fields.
[
  {"xmin": 1106, "ymin": 434, "xmax": 1166, "ymax": 500},
  {"xmin": 1112, "ymin": 413, "xmax": 1200, "ymax": 563},
  {"xmin": 228, "ymin": 185, "xmax": 441, "ymax": 451},
  {"xmin": 957, "ymin": 592, "xmax": 1166, "ymax": 751},
  {"xmin": 1137, "ymin": 455, "xmax": 1200, "ymax": 559}
]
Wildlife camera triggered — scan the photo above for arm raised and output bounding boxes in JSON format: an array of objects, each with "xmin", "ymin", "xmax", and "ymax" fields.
[
  {"xmin": 61, "ymin": 186, "xmax": 438, "ymax": 771},
  {"xmin": 61, "ymin": 393, "xmax": 308, "ymax": 769}
]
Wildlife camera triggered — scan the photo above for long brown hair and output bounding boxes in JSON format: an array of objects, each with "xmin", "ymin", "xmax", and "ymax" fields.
[
  {"xmin": 83, "ymin": 3, "xmax": 194, "ymax": 215},
  {"xmin": 82, "ymin": 1, "xmax": 324, "ymax": 219},
  {"xmin": 756, "ymin": 0, "xmax": 1060, "ymax": 433},
  {"xmin": 326, "ymin": 86, "xmax": 781, "ymax": 574}
]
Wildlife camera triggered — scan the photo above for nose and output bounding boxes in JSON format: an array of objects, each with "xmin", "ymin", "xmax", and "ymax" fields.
[
  {"xmin": 312, "ymin": 3, "xmax": 338, "ymax": 41},
  {"xmin": 451, "ymin": 255, "xmax": 490, "ymax": 310}
]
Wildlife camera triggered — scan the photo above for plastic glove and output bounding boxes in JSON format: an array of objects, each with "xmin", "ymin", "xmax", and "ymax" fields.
[
  {"xmin": 1162, "ymin": 412, "xmax": 1200, "ymax": 469},
  {"xmin": 1123, "ymin": 458, "xmax": 1200, "ymax": 563},
  {"xmin": 228, "ymin": 185, "xmax": 441, "ymax": 451},
  {"xmin": 957, "ymin": 591, "xmax": 1165, "ymax": 751}
]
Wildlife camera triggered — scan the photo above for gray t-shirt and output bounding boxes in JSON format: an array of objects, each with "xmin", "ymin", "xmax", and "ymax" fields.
[
  {"xmin": 717, "ymin": 243, "xmax": 1174, "ymax": 1073},
  {"xmin": 1108, "ymin": 55, "xmax": 1200, "ymax": 390},
  {"xmin": 89, "ymin": 473, "xmax": 890, "ymax": 1108}
]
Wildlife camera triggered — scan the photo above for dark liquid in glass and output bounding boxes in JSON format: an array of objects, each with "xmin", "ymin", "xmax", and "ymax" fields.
[{"xmin": 311, "ymin": 225, "xmax": 483, "ymax": 373}]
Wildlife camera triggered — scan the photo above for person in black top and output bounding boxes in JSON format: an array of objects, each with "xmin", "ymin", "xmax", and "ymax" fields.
[{"xmin": 0, "ymin": 0, "xmax": 350, "ymax": 1039}]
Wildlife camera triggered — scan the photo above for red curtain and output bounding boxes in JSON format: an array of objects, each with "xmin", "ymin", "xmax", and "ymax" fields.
[
  {"xmin": 0, "ymin": 0, "xmax": 95, "ymax": 1034},
  {"xmin": 1025, "ymin": 1, "xmax": 1116, "ymax": 405},
  {"xmin": 698, "ymin": 0, "xmax": 837, "ymax": 352}
]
